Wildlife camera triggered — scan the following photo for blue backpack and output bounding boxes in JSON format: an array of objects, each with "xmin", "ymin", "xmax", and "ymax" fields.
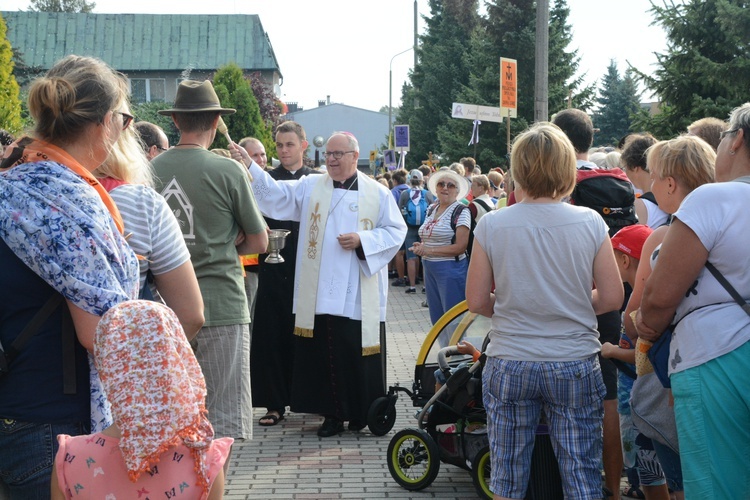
[{"xmin": 404, "ymin": 189, "xmax": 430, "ymax": 227}]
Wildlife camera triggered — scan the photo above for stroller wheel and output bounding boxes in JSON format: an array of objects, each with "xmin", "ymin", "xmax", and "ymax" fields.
[
  {"xmin": 387, "ymin": 428, "xmax": 440, "ymax": 491},
  {"xmin": 471, "ymin": 446, "xmax": 493, "ymax": 500},
  {"xmin": 367, "ymin": 396, "xmax": 396, "ymax": 436}
]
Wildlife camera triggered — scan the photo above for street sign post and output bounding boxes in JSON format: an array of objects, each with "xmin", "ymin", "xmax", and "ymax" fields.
[{"xmin": 451, "ymin": 103, "xmax": 504, "ymax": 123}]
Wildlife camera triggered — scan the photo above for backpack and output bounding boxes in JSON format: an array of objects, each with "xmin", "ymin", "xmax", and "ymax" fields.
[
  {"xmin": 404, "ymin": 189, "xmax": 430, "ymax": 227},
  {"xmin": 0, "ymin": 293, "xmax": 78, "ymax": 393},
  {"xmin": 427, "ymin": 203, "xmax": 471, "ymax": 261},
  {"xmin": 571, "ymin": 167, "xmax": 636, "ymax": 236}
]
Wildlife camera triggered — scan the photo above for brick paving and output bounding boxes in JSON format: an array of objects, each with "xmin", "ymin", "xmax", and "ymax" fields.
[{"xmin": 224, "ymin": 285, "xmax": 480, "ymax": 499}]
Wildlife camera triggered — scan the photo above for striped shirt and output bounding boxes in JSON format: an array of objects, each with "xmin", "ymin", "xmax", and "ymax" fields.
[
  {"xmin": 418, "ymin": 201, "xmax": 471, "ymax": 262},
  {"xmin": 109, "ymin": 184, "xmax": 190, "ymax": 289}
]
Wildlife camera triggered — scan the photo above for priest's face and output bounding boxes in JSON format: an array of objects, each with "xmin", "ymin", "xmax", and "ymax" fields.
[{"xmin": 325, "ymin": 134, "xmax": 359, "ymax": 182}]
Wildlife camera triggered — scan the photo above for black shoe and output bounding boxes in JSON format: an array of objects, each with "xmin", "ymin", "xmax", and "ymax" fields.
[
  {"xmin": 422, "ymin": 287, "xmax": 426, "ymax": 294},
  {"xmin": 317, "ymin": 417, "xmax": 344, "ymax": 437},
  {"xmin": 392, "ymin": 278, "xmax": 407, "ymax": 287},
  {"xmin": 348, "ymin": 420, "xmax": 367, "ymax": 431},
  {"xmin": 405, "ymin": 287, "xmax": 416, "ymax": 294}
]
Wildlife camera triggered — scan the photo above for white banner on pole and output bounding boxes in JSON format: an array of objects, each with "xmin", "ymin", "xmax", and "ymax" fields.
[{"xmin": 451, "ymin": 103, "xmax": 504, "ymax": 123}]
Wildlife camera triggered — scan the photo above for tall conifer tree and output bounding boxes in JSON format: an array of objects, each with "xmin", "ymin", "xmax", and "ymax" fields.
[{"xmin": 633, "ymin": 0, "xmax": 750, "ymax": 138}]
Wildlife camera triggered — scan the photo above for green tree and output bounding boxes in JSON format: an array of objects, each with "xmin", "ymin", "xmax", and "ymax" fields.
[
  {"xmin": 28, "ymin": 0, "xmax": 96, "ymax": 12},
  {"xmin": 211, "ymin": 63, "xmax": 273, "ymax": 152},
  {"xmin": 632, "ymin": 0, "xmax": 750, "ymax": 138},
  {"xmin": 593, "ymin": 61, "xmax": 642, "ymax": 147},
  {"xmin": 0, "ymin": 14, "xmax": 23, "ymax": 135},
  {"xmin": 437, "ymin": 0, "xmax": 593, "ymax": 167},
  {"xmin": 247, "ymin": 72, "xmax": 280, "ymax": 159},
  {"xmin": 396, "ymin": 0, "xmax": 480, "ymax": 168}
]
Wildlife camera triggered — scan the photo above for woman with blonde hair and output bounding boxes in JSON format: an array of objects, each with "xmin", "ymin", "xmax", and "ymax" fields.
[
  {"xmin": 0, "ymin": 54, "xmax": 139, "ymax": 497},
  {"xmin": 96, "ymin": 126, "xmax": 204, "ymax": 338},
  {"xmin": 622, "ymin": 135, "xmax": 716, "ymax": 500},
  {"xmin": 637, "ymin": 105, "xmax": 750, "ymax": 498},
  {"xmin": 467, "ymin": 123, "xmax": 623, "ymax": 500}
]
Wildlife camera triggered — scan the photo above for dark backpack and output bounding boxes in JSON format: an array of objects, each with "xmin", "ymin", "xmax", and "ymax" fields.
[
  {"xmin": 403, "ymin": 189, "xmax": 430, "ymax": 226},
  {"xmin": 571, "ymin": 167, "xmax": 636, "ymax": 236},
  {"xmin": 427, "ymin": 203, "xmax": 471, "ymax": 261}
]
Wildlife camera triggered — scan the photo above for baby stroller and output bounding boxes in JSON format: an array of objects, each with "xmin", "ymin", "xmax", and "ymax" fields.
[{"xmin": 375, "ymin": 301, "xmax": 563, "ymax": 500}]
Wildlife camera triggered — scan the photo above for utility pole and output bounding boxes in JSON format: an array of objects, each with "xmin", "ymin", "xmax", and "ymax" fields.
[
  {"xmin": 534, "ymin": 0, "xmax": 549, "ymax": 122},
  {"xmin": 414, "ymin": 0, "xmax": 418, "ymax": 69}
]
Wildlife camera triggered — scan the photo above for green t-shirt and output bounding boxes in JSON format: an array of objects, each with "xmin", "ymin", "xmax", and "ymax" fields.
[{"xmin": 153, "ymin": 148, "xmax": 266, "ymax": 326}]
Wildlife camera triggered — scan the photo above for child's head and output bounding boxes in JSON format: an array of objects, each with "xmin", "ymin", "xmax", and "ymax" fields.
[
  {"xmin": 94, "ymin": 300, "xmax": 214, "ymax": 491},
  {"xmin": 610, "ymin": 224, "xmax": 654, "ymax": 285}
]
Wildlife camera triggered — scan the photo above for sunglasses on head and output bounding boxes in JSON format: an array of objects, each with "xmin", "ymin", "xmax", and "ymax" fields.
[{"xmin": 436, "ymin": 181, "xmax": 457, "ymax": 189}]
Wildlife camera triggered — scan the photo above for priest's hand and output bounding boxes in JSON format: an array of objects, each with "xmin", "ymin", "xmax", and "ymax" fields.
[
  {"xmin": 229, "ymin": 141, "xmax": 251, "ymax": 167},
  {"xmin": 337, "ymin": 232, "xmax": 361, "ymax": 251}
]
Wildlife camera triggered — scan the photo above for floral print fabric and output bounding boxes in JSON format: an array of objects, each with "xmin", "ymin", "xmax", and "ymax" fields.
[
  {"xmin": 94, "ymin": 300, "xmax": 215, "ymax": 492},
  {"xmin": 0, "ymin": 161, "xmax": 138, "ymax": 314}
]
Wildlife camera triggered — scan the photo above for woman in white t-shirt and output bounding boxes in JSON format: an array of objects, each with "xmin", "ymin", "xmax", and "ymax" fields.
[
  {"xmin": 637, "ymin": 104, "xmax": 750, "ymax": 499},
  {"xmin": 466, "ymin": 123, "xmax": 623, "ymax": 500},
  {"xmin": 410, "ymin": 168, "xmax": 471, "ymax": 324}
]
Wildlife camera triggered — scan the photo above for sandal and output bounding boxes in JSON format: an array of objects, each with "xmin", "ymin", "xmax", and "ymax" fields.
[
  {"xmin": 622, "ymin": 486, "xmax": 646, "ymax": 499},
  {"xmin": 259, "ymin": 412, "xmax": 285, "ymax": 426}
]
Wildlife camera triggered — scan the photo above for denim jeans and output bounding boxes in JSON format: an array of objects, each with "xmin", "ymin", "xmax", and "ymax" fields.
[{"xmin": 0, "ymin": 419, "xmax": 88, "ymax": 499}]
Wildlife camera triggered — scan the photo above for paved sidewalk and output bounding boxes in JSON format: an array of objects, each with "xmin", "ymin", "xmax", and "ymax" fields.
[{"xmin": 225, "ymin": 286, "xmax": 479, "ymax": 499}]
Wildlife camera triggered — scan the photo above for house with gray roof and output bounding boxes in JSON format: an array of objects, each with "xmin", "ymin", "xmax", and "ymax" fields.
[{"xmin": 1, "ymin": 11, "xmax": 282, "ymax": 103}]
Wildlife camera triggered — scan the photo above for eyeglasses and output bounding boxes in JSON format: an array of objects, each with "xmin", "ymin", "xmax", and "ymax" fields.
[
  {"xmin": 115, "ymin": 111, "xmax": 134, "ymax": 130},
  {"xmin": 323, "ymin": 150, "xmax": 355, "ymax": 160},
  {"xmin": 154, "ymin": 145, "xmax": 168, "ymax": 151},
  {"xmin": 720, "ymin": 128, "xmax": 740, "ymax": 139},
  {"xmin": 436, "ymin": 181, "xmax": 457, "ymax": 189}
]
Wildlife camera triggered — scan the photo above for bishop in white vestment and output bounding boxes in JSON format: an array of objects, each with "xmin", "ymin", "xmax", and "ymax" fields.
[{"xmin": 244, "ymin": 132, "xmax": 406, "ymax": 437}]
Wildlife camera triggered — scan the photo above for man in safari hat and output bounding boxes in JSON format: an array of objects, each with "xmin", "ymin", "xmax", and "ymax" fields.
[{"xmin": 152, "ymin": 79, "xmax": 268, "ymax": 440}]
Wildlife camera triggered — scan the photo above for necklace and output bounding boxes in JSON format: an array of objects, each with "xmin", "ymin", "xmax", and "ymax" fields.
[
  {"xmin": 328, "ymin": 177, "xmax": 358, "ymax": 215},
  {"xmin": 423, "ymin": 202, "xmax": 453, "ymax": 239},
  {"xmin": 175, "ymin": 143, "xmax": 203, "ymax": 148}
]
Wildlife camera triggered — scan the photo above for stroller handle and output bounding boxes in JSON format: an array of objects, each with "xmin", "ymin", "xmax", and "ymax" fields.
[{"xmin": 437, "ymin": 345, "xmax": 461, "ymax": 373}]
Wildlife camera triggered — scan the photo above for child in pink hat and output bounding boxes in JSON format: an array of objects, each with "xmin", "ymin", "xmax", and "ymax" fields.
[{"xmin": 51, "ymin": 300, "xmax": 233, "ymax": 500}]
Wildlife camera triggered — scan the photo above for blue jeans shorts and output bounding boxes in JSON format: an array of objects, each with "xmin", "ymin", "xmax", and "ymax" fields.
[{"xmin": 0, "ymin": 418, "xmax": 88, "ymax": 499}]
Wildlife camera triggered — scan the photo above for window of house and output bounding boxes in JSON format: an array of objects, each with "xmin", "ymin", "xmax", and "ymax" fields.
[{"xmin": 129, "ymin": 78, "xmax": 166, "ymax": 103}]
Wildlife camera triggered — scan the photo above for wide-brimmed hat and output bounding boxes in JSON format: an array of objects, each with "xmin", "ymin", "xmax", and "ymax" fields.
[
  {"xmin": 427, "ymin": 168, "xmax": 469, "ymax": 200},
  {"xmin": 158, "ymin": 80, "xmax": 236, "ymax": 115}
]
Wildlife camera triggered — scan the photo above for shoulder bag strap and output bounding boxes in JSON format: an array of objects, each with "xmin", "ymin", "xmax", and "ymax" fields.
[
  {"xmin": 5, "ymin": 293, "xmax": 64, "ymax": 360},
  {"xmin": 705, "ymin": 261, "xmax": 750, "ymax": 318}
]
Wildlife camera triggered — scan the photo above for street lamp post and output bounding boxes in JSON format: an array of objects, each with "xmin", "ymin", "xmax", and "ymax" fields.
[{"xmin": 389, "ymin": 47, "xmax": 413, "ymax": 149}]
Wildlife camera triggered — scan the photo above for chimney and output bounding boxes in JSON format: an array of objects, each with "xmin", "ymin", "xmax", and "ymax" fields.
[
  {"xmin": 318, "ymin": 100, "xmax": 326, "ymax": 107},
  {"xmin": 327, "ymin": 95, "xmax": 331, "ymax": 105}
]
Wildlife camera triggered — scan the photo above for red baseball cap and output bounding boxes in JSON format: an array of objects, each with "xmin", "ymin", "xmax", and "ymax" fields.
[{"xmin": 610, "ymin": 224, "xmax": 654, "ymax": 260}]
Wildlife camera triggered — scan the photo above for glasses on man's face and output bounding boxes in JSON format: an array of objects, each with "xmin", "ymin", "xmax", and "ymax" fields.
[
  {"xmin": 154, "ymin": 145, "xmax": 168, "ymax": 152},
  {"xmin": 720, "ymin": 128, "xmax": 740, "ymax": 139},
  {"xmin": 436, "ymin": 181, "xmax": 457, "ymax": 189},
  {"xmin": 115, "ymin": 111, "xmax": 134, "ymax": 130},
  {"xmin": 322, "ymin": 150, "xmax": 355, "ymax": 160}
]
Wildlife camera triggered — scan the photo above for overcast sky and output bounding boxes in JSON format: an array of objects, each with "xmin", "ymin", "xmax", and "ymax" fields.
[{"xmin": 2, "ymin": 0, "xmax": 672, "ymax": 111}]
